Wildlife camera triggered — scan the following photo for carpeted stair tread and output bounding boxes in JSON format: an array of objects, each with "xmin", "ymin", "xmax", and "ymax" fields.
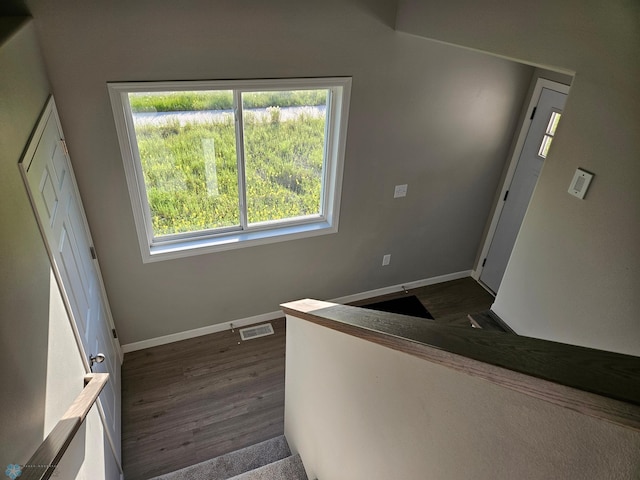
[
  {"xmin": 226, "ymin": 454, "xmax": 307, "ymax": 480},
  {"xmin": 149, "ymin": 435, "xmax": 291, "ymax": 480}
]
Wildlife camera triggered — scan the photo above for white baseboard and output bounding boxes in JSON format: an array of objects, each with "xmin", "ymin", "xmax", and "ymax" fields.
[
  {"xmin": 329, "ymin": 270, "xmax": 472, "ymax": 304},
  {"xmin": 121, "ymin": 270, "xmax": 472, "ymax": 353},
  {"xmin": 121, "ymin": 310, "xmax": 284, "ymax": 353}
]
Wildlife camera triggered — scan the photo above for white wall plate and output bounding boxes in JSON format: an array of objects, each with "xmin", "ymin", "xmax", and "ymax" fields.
[{"xmin": 568, "ymin": 168, "xmax": 594, "ymax": 199}]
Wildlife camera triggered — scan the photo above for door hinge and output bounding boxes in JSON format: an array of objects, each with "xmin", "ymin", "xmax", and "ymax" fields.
[
  {"xmin": 482, "ymin": 258, "xmax": 487, "ymax": 267},
  {"xmin": 530, "ymin": 107, "xmax": 537, "ymax": 120},
  {"xmin": 112, "ymin": 328, "xmax": 118, "ymax": 339},
  {"xmin": 61, "ymin": 139, "xmax": 69, "ymax": 156},
  {"xmin": 90, "ymin": 246, "xmax": 97, "ymax": 259},
  {"xmin": 503, "ymin": 190, "xmax": 509, "ymax": 202}
]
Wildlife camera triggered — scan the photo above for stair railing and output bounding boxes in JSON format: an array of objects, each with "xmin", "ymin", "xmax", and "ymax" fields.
[
  {"xmin": 281, "ymin": 299, "xmax": 640, "ymax": 480},
  {"xmin": 281, "ymin": 299, "xmax": 640, "ymax": 430},
  {"xmin": 17, "ymin": 373, "xmax": 109, "ymax": 480}
]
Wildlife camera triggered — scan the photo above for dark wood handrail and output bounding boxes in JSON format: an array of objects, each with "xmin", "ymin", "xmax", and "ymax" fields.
[
  {"xmin": 19, "ymin": 373, "xmax": 109, "ymax": 480},
  {"xmin": 281, "ymin": 299, "xmax": 640, "ymax": 431}
]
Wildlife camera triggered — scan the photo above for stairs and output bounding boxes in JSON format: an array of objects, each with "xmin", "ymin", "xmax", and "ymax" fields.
[{"xmin": 149, "ymin": 435, "xmax": 308, "ymax": 480}]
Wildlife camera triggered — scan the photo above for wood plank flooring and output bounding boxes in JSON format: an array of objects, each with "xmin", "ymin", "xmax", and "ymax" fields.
[
  {"xmin": 350, "ymin": 277, "xmax": 495, "ymax": 328},
  {"xmin": 122, "ymin": 319, "xmax": 286, "ymax": 479},
  {"xmin": 121, "ymin": 277, "xmax": 493, "ymax": 479}
]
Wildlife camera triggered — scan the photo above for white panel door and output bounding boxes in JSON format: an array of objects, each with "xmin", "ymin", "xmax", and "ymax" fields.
[
  {"xmin": 20, "ymin": 97, "xmax": 121, "ymax": 462},
  {"xmin": 480, "ymin": 87, "xmax": 568, "ymax": 293}
]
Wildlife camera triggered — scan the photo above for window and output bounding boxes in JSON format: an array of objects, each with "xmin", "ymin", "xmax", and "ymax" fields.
[
  {"xmin": 108, "ymin": 78, "xmax": 351, "ymax": 262},
  {"xmin": 538, "ymin": 111, "xmax": 561, "ymax": 158}
]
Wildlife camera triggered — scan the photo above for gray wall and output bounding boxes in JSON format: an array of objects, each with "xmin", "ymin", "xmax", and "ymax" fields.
[
  {"xmin": 0, "ymin": 19, "xmax": 120, "ymax": 476},
  {"xmin": 26, "ymin": 0, "xmax": 533, "ymax": 344},
  {"xmin": 397, "ymin": 0, "xmax": 640, "ymax": 356},
  {"xmin": 286, "ymin": 315, "xmax": 640, "ymax": 479},
  {"xmin": 0, "ymin": 17, "xmax": 54, "ymax": 464}
]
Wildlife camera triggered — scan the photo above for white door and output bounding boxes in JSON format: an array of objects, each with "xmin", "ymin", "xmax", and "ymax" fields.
[
  {"xmin": 19, "ymin": 97, "xmax": 122, "ymax": 462},
  {"xmin": 480, "ymin": 86, "xmax": 568, "ymax": 293}
]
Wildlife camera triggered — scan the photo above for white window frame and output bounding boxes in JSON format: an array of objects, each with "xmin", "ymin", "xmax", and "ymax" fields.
[{"xmin": 108, "ymin": 77, "xmax": 351, "ymax": 263}]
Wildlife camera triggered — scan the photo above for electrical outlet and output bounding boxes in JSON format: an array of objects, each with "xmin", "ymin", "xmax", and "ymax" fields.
[
  {"xmin": 394, "ymin": 184, "xmax": 408, "ymax": 198},
  {"xmin": 382, "ymin": 254, "xmax": 391, "ymax": 266}
]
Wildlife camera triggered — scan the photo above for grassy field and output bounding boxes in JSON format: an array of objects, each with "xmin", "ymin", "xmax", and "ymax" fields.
[
  {"xmin": 133, "ymin": 109, "xmax": 326, "ymax": 236},
  {"xmin": 129, "ymin": 90, "xmax": 327, "ymax": 113}
]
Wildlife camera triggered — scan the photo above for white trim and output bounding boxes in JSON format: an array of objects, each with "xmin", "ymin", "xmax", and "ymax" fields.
[
  {"xmin": 329, "ymin": 270, "xmax": 473, "ymax": 304},
  {"xmin": 121, "ymin": 310, "xmax": 284, "ymax": 353},
  {"xmin": 19, "ymin": 96, "xmax": 124, "ymax": 474},
  {"xmin": 120, "ymin": 270, "xmax": 472, "ymax": 353},
  {"xmin": 474, "ymin": 78, "xmax": 570, "ymax": 283},
  {"xmin": 144, "ymin": 219, "xmax": 338, "ymax": 262},
  {"xmin": 476, "ymin": 276, "xmax": 497, "ymax": 296},
  {"xmin": 25, "ymin": 98, "xmax": 123, "ymax": 362},
  {"xmin": 107, "ymin": 77, "xmax": 351, "ymax": 263},
  {"xmin": 234, "ymin": 89, "xmax": 248, "ymax": 229}
]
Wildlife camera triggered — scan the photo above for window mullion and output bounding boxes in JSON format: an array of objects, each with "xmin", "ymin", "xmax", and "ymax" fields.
[
  {"xmin": 234, "ymin": 90, "xmax": 249, "ymax": 230},
  {"xmin": 320, "ymin": 88, "xmax": 333, "ymax": 218}
]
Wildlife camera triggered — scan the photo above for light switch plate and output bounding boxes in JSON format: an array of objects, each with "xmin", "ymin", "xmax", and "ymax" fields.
[
  {"xmin": 568, "ymin": 168, "xmax": 594, "ymax": 199},
  {"xmin": 394, "ymin": 184, "xmax": 408, "ymax": 198}
]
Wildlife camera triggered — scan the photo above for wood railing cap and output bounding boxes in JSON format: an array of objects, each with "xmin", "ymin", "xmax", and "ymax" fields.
[
  {"xmin": 20, "ymin": 373, "xmax": 109, "ymax": 480},
  {"xmin": 282, "ymin": 299, "xmax": 640, "ymax": 431}
]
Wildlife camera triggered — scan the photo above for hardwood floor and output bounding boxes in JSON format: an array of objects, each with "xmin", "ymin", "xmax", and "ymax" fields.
[
  {"xmin": 122, "ymin": 319, "xmax": 286, "ymax": 479},
  {"xmin": 414, "ymin": 277, "xmax": 495, "ymax": 327},
  {"xmin": 350, "ymin": 277, "xmax": 495, "ymax": 328},
  {"xmin": 121, "ymin": 277, "xmax": 493, "ymax": 479}
]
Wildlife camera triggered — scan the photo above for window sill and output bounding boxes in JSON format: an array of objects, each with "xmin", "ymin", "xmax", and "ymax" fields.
[{"xmin": 142, "ymin": 220, "xmax": 338, "ymax": 263}]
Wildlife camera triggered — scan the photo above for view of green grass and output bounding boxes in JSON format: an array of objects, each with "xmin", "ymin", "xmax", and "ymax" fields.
[
  {"xmin": 130, "ymin": 90, "xmax": 327, "ymax": 113},
  {"xmin": 132, "ymin": 91, "xmax": 327, "ymax": 237}
]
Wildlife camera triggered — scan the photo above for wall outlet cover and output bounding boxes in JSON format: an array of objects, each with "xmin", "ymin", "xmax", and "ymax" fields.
[
  {"xmin": 394, "ymin": 184, "xmax": 408, "ymax": 198},
  {"xmin": 568, "ymin": 168, "xmax": 594, "ymax": 199}
]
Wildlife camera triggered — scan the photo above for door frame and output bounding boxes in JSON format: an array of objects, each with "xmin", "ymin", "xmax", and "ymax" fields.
[
  {"xmin": 18, "ymin": 96, "xmax": 123, "ymax": 470},
  {"xmin": 19, "ymin": 96, "xmax": 123, "ymax": 364},
  {"xmin": 472, "ymin": 78, "xmax": 570, "ymax": 289}
]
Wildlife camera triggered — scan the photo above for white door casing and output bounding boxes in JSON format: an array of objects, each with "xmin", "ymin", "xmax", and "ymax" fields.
[
  {"xmin": 19, "ymin": 97, "xmax": 122, "ymax": 467},
  {"xmin": 478, "ymin": 80, "xmax": 569, "ymax": 294}
]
